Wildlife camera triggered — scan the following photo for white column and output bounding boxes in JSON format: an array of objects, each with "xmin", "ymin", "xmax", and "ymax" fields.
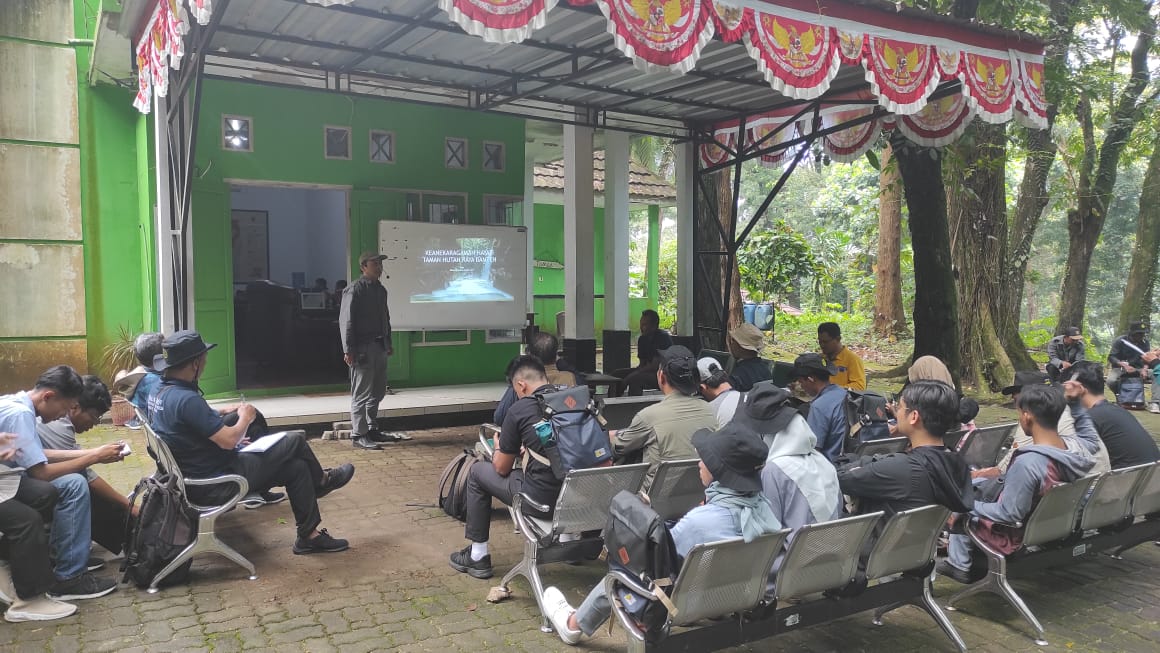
[
  {"xmin": 603, "ymin": 130, "xmax": 630, "ymax": 332},
  {"xmin": 675, "ymin": 140, "xmax": 695, "ymax": 336},
  {"xmin": 154, "ymin": 93, "xmax": 178, "ymax": 333},
  {"xmin": 563, "ymin": 120, "xmax": 595, "ymax": 341},
  {"xmin": 522, "ymin": 143, "xmax": 536, "ymax": 316}
]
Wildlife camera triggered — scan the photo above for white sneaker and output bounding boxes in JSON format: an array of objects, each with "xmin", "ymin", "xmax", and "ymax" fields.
[
  {"xmin": 1148, "ymin": 403, "xmax": 1160, "ymax": 414},
  {"xmin": 5, "ymin": 595, "xmax": 77, "ymax": 622},
  {"xmin": 542, "ymin": 586, "xmax": 581, "ymax": 645},
  {"xmin": 0, "ymin": 562, "xmax": 14, "ymax": 604}
]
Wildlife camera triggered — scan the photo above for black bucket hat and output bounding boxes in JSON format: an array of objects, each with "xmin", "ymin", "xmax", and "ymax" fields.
[
  {"xmin": 692, "ymin": 422, "xmax": 768, "ymax": 493},
  {"xmin": 154, "ymin": 330, "xmax": 217, "ymax": 372}
]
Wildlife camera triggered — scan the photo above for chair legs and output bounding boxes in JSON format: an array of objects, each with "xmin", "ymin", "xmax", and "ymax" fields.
[
  {"xmin": 945, "ymin": 553, "xmax": 1047, "ymax": 646},
  {"xmin": 147, "ymin": 515, "xmax": 257, "ymax": 594},
  {"xmin": 501, "ymin": 539, "xmax": 551, "ymax": 633},
  {"xmin": 873, "ymin": 580, "xmax": 967, "ymax": 653}
]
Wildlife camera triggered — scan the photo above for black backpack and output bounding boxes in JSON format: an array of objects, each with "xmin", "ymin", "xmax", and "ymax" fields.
[
  {"xmin": 845, "ymin": 389, "xmax": 891, "ymax": 446},
  {"xmin": 602, "ymin": 491, "xmax": 680, "ymax": 643},
  {"xmin": 437, "ymin": 449, "xmax": 481, "ymax": 521},
  {"xmin": 121, "ymin": 474, "xmax": 196, "ymax": 589},
  {"xmin": 526, "ymin": 385, "xmax": 613, "ymax": 480}
]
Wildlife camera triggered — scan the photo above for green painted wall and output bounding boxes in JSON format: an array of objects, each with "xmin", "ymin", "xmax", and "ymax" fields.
[
  {"xmin": 192, "ymin": 80, "xmax": 528, "ymax": 389},
  {"xmin": 76, "ymin": 8, "xmax": 151, "ymax": 377}
]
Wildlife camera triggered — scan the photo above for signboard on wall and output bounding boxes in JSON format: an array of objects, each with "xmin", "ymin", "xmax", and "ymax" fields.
[{"xmin": 231, "ymin": 210, "xmax": 269, "ymax": 282}]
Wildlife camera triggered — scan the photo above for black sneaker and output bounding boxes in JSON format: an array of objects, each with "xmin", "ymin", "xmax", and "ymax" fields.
[
  {"xmin": 47, "ymin": 572, "xmax": 118, "ymax": 600},
  {"xmin": 241, "ymin": 490, "xmax": 287, "ymax": 510},
  {"xmin": 86, "ymin": 556, "xmax": 105, "ymax": 572},
  {"xmin": 292, "ymin": 529, "xmax": 349, "ymax": 555},
  {"xmin": 316, "ymin": 463, "xmax": 355, "ymax": 499},
  {"xmin": 352, "ymin": 435, "xmax": 382, "ymax": 450},
  {"xmin": 935, "ymin": 560, "xmax": 981, "ymax": 585},
  {"xmin": 449, "ymin": 545, "xmax": 493, "ymax": 579},
  {"xmin": 260, "ymin": 490, "xmax": 287, "ymax": 505}
]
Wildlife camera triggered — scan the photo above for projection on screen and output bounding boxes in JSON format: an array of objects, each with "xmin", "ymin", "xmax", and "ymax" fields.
[{"xmin": 378, "ymin": 221, "xmax": 528, "ymax": 330}]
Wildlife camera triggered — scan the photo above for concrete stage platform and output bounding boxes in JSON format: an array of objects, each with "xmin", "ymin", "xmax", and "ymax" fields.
[{"xmin": 210, "ymin": 382, "xmax": 507, "ymax": 428}]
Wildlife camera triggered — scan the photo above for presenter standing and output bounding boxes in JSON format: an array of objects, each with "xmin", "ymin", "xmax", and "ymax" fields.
[{"xmin": 339, "ymin": 252, "xmax": 400, "ymax": 450}]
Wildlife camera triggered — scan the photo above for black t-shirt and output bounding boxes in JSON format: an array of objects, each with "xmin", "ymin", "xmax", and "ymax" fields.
[
  {"xmin": 148, "ymin": 378, "xmax": 234, "ymax": 478},
  {"xmin": 1088, "ymin": 401, "xmax": 1160, "ymax": 469},
  {"xmin": 730, "ymin": 356, "xmax": 773, "ymax": 392},
  {"xmin": 637, "ymin": 329, "xmax": 673, "ymax": 366},
  {"xmin": 499, "ymin": 385, "xmax": 563, "ymax": 509}
]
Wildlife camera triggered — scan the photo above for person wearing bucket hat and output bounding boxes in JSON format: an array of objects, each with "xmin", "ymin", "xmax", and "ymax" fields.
[
  {"xmin": 339, "ymin": 251, "xmax": 396, "ymax": 450},
  {"xmin": 1045, "ymin": 326, "xmax": 1085, "ymax": 383},
  {"xmin": 818, "ymin": 322, "xmax": 865, "ymax": 390},
  {"xmin": 148, "ymin": 330, "xmax": 356, "ymax": 555},
  {"xmin": 610, "ymin": 345, "xmax": 718, "ymax": 492},
  {"xmin": 790, "ymin": 353, "xmax": 846, "ymax": 463},
  {"xmin": 727, "ymin": 323, "xmax": 773, "ymax": 391},
  {"xmin": 541, "ymin": 422, "xmax": 782, "ymax": 645}
]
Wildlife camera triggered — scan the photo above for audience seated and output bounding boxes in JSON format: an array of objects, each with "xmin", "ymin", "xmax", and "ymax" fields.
[
  {"xmin": 0, "ymin": 366, "xmax": 121, "ymax": 601},
  {"xmin": 0, "ymin": 434, "xmax": 75, "ymax": 622},
  {"xmin": 978, "ymin": 370, "xmax": 1109, "ymax": 479},
  {"xmin": 611, "ymin": 346, "xmax": 717, "ymax": 492},
  {"xmin": 838, "ymin": 381, "xmax": 973, "ymax": 555},
  {"xmin": 112, "ymin": 332, "xmax": 165, "ymax": 419},
  {"xmin": 36, "ymin": 376, "xmax": 133, "ymax": 557},
  {"xmin": 612, "ymin": 309, "xmax": 673, "ymax": 396},
  {"xmin": 730, "ymin": 382, "xmax": 842, "ymax": 583},
  {"xmin": 790, "ymin": 353, "xmax": 847, "ymax": 462},
  {"xmin": 148, "ymin": 330, "xmax": 354, "ymax": 556},
  {"xmin": 494, "ymin": 333, "xmax": 576, "ymax": 425},
  {"xmin": 450, "ymin": 357, "xmax": 562, "ymax": 580},
  {"xmin": 939, "ymin": 384, "xmax": 1095, "ymax": 584},
  {"xmin": 727, "ymin": 324, "xmax": 773, "ymax": 392},
  {"xmin": 697, "ymin": 357, "xmax": 740, "ymax": 427},
  {"xmin": 818, "ymin": 322, "xmax": 865, "ymax": 390},
  {"xmin": 541, "ymin": 423, "xmax": 781, "ymax": 645},
  {"xmin": 1064, "ymin": 361, "xmax": 1160, "ymax": 469}
]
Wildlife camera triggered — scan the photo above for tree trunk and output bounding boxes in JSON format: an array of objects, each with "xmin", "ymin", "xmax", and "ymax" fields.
[
  {"xmin": 948, "ymin": 121, "xmax": 1017, "ymax": 392},
  {"xmin": 890, "ymin": 131, "xmax": 960, "ymax": 386},
  {"xmin": 873, "ymin": 143, "xmax": 909, "ymax": 338},
  {"xmin": 1057, "ymin": 17, "xmax": 1155, "ymax": 332},
  {"xmin": 1118, "ymin": 128, "xmax": 1160, "ymax": 332}
]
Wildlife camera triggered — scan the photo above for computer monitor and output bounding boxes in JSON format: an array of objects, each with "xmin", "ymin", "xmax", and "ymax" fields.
[{"xmin": 300, "ymin": 291, "xmax": 327, "ymax": 310}]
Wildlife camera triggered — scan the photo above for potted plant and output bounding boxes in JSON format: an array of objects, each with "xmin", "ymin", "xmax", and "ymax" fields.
[{"xmin": 99, "ymin": 325, "xmax": 142, "ymax": 426}]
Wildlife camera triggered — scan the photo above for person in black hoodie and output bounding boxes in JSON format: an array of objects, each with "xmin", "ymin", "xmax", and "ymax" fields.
[{"xmin": 837, "ymin": 380, "xmax": 973, "ymax": 527}]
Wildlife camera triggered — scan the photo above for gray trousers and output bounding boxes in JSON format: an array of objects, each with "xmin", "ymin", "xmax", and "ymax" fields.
[
  {"xmin": 349, "ymin": 341, "xmax": 388, "ymax": 436},
  {"xmin": 575, "ymin": 583, "xmax": 613, "ymax": 636}
]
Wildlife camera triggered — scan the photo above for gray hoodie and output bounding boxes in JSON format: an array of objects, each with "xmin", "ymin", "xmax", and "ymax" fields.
[{"xmin": 973, "ymin": 439, "xmax": 1096, "ymax": 554}]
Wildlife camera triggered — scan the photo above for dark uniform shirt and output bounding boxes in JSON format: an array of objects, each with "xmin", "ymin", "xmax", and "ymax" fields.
[
  {"xmin": 636, "ymin": 329, "xmax": 673, "ymax": 366},
  {"xmin": 339, "ymin": 276, "xmax": 392, "ymax": 352},
  {"xmin": 1046, "ymin": 335, "xmax": 1085, "ymax": 369},
  {"xmin": 1108, "ymin": 334, "xmax": 1151, "ymax": 377},
  {"xmin": 730, "ymin": 356, "xmax": 773, "ymax": 392},
  {"xmin": 499, "ymin": 385, "xmax": 563, "ymax": 509},
  {"xmin": 1088, "ymin": 400, "xmax": 1160, "ymax": 469},
  {"xmin": 147, "ymin": 378, "xmax": 233, "ymax": 478}
]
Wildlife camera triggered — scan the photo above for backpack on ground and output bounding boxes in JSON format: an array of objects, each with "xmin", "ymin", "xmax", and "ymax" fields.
[
  {"xmin": 845, "ymin": 389, "xmax": 891, "ymax": 446},
  {"xmin": 526, "ymin": 385, "xmax": 613, "ymax": 480},
  {"xmin": 437, "ymin": 448, "xmax": 482, "ymax": 521},
  {"xmin": 602, "ymin": 490, "xmax": 680, "ymax": 643},
  {"xmin": 121, "ymin": 474, "xmax": 196, "ymax": 589}
]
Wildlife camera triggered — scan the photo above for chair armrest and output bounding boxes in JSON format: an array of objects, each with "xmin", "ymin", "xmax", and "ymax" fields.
[
  {"xmin": 517, "ymin": 492, "xmax": 552, "ymax": 515},
  {"xmin": 183, "ymin": 474, "xmax": 250, "ymax": 513},
  {"xmin": 604, "ymin": 574, "xmax": 648, "ymax": 645}
]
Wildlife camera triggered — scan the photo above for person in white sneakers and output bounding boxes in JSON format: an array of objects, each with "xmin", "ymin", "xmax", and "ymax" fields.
[
  {"xmin": 541, "ymin": 423, "xmax": 782, "ymax": 644},
  {"xmin": 0, "ymin": 433, "xmax": 77, "ymax": 621}
]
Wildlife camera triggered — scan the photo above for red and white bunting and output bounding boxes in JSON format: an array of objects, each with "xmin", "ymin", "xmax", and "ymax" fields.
[
  {"xmin": 596, "ymin": 0, "xmax": 716, "ymax": 73},
  {"xmin": 439, "ymin": 0, "xmax": 559, "ymax": 44},
  {"xmin": 746, "ymin": 13, "xmax": 840, "ymax": 100},
  {"xmin": 133, "ymin": 0, "xmax": 214, "ymax": 113},
  {"xmin": 959, "ymin": 51, "xmax": 1016, "ymax": 123}
]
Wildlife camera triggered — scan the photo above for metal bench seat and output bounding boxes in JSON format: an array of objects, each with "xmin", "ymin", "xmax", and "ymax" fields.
[{"xmin": 643, "ymin": 459, "xmax": 703, "ymax": 522}]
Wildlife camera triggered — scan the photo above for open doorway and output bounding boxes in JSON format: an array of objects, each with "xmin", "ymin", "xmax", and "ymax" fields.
[{"xmin": 230, "ymin": 185, "xmax": 349, "ymax": 388}]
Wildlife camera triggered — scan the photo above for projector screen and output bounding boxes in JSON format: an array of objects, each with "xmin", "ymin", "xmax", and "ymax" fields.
[{"xmin": 377, "ymin": 221, "xmax": 528, "ymax": 330}]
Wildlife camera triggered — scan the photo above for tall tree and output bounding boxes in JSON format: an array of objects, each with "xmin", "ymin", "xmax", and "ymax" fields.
[
  {"xmin": 1056, "ymin": 11, "xmax": 1156, "ymax": 332},
  {"xmin": 873, "ymin": 143, "xmax": 909, "ymax": 337},
  {"xmin": 1118, "ymin": 125, "xmax": 1160, "ymax": 331},
  {"xmin": 890, "ymin": 131, "xmax": 961, "ymax": 383}
]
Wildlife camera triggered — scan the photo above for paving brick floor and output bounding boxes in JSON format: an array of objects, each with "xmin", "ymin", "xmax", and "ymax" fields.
[{"xmin": 3, "ymin": 422, "xmax": 1158, "ymax": 652}]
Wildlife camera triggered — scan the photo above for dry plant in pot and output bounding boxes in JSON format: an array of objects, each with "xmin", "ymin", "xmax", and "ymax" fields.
[{"xmin": 99, "ymin": 325, "xmax": 142, "ymax": 426}]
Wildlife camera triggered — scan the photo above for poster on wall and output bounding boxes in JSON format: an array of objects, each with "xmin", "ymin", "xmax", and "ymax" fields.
[{"xmin": 231, "ymin": 210, "xmax": 270, "ymax": 282}]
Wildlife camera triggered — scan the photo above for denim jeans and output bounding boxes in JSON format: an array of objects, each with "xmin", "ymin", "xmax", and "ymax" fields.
[
  {"xmin": 947, "ymin": 533, "xmax": 973, "ymax": 572},
  {"xmin": 50, "ymin": 473, "xmax": 93, "ymax": 581},
  {"xmin": 574, "ymin": 583, "xmax": 612, "ymax": 636}
]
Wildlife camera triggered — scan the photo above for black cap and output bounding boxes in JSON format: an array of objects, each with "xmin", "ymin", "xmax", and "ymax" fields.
[
  {"xmin": 692, "ymin": 423, "xmax": 768, "ymax": 493},
  {"xmin": 1001, "ymin": 369, "xmax": 1051, "ymax": 396},
  {"xmin": 732, "ymin": 381, "xmax": 797, "ymax": 436},
  {"xmin": 658, "ymin": 345, "xmax": 699, "ymax": 395},
  {"xmin": 1063, "ymin": 326, "xmax": 1082, "ymax": 338},
  {"xmin": 359, "ymin": 251, "xmax": 387, "ymax": 267},
  {"xmin": 154, "ymin": 330, "xmax": 217, "ymax": 372},
  {"xmin": 1130, "ymin": 320, "xmax": 1147, "ymax": 335},
  {"xmin": 792, "ymin": 353, "xmax": 835, "ymax": 379}
]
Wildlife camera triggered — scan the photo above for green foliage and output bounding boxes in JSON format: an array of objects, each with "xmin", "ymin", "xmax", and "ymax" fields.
[{"xmin": 736, "ymin": 221, "xmax": 823, "ymax": 305}]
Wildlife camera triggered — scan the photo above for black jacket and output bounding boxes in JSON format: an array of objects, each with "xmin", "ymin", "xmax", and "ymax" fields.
[
  {"xmin": 338, "ymin": 276, "xmax": 391, "ymax": 352},
  {"xmin": 837, "ymin": 445, "xmax": 974, "ymax": 517}
]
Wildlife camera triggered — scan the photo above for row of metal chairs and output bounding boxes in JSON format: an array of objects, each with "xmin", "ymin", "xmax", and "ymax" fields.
[{"xmin": 948, "ymin": 459, "xmax": 1160, "ymax": 645}]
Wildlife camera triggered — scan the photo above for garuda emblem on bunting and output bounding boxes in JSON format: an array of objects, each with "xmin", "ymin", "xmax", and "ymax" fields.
[
  {"xmin": 865, "ymin": 36, "xmax": 936, "ymax": 113},
  {"xmin": 962, "ymin": 52, "xmax": 1015, "ymax": 119},
  {"xmin": 757, "ymin": 16, "xmax": 828, "ymax": 73},
  {"xmin": 710, "ymin": 1, "xmax": 751, "ymax": 42},
  {"xmin": 604, "ymin": 0, "xmax": 711, "ymax": 69}
]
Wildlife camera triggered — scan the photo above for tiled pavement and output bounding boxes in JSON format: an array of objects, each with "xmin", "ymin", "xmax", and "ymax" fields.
[{"xmin": 3, "ymin": 423, "xmax": 1159, "ymax": 652}]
